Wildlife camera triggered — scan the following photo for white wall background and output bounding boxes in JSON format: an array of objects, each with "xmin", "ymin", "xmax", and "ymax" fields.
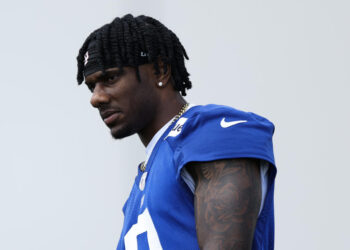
[{"xmin": 1, "ymin": 0, "xmax": 349, "ymax": 249}]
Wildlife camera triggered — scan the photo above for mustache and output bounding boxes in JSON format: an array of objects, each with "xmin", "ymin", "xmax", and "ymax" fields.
[{"xmin": 99, "ymin": 105, "xmax": 122, "ymax": 120}]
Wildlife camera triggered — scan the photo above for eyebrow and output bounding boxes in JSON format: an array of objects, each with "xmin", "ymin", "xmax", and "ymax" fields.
[{"xmin": 85, "ymin": 69, "xmax": 123, "ymax": 84}]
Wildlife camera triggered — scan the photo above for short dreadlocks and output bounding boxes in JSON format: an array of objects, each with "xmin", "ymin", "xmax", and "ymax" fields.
[{"xmin": 76, "ymin": 14, "xmax": 192, "ymax": 96}]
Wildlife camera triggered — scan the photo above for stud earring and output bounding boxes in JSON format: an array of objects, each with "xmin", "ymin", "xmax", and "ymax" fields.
[{"xmin": 158, "ymin": 82, "xmax": 163, "ymax": 87}]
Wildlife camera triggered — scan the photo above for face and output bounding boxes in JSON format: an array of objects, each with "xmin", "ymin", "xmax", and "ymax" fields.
[{"xmin": 84, "ymin": 65, "xmax": 160, "ymax": 139}]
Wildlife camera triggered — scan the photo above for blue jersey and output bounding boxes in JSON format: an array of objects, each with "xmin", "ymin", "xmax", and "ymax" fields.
[{"xmin": 117, "ymin": 104, "xmax": 276, "ymax": 250}]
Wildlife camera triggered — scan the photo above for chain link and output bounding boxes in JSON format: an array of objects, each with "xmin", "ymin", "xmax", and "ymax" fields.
[{"xmin": 140, "ymin": 103, "xmax": 189, "ymax": 172}]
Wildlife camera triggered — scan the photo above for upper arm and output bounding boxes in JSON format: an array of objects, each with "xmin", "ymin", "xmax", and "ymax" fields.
[{"xmin": 186, "ymin": 158, "xmax": 261, "ymax": 250}]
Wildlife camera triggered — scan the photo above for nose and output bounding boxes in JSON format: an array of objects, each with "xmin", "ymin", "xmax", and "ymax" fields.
[{"xmin": 90, "ymin": 83, "xmax": 110, "ymax": 108}]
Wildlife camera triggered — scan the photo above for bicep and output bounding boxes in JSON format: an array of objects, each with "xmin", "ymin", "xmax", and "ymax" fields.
[{"xmin": 186, "ymin": 158, "xmax": 261, "ymax": 250}]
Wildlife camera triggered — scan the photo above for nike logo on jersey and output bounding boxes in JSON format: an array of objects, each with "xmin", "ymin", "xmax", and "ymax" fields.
[{"xmin": 220, "ymin": 118, "xmax": 247, "ymax": 128}]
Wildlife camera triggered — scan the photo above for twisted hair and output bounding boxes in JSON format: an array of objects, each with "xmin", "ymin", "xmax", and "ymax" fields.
[{"xmin": 76, "ymin": 14, "xmax": 192, "ymax": 96}]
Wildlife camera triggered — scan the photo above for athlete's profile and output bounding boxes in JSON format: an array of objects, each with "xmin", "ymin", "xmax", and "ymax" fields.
[{"xmin": 76, "ymin": 14, "xmax": 277, "ymax": 250}]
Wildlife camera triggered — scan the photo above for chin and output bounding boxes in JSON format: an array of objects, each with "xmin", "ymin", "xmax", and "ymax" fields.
[{"xmin": 110, "ymin": 125, "xmax": 134, "ymax": 139}]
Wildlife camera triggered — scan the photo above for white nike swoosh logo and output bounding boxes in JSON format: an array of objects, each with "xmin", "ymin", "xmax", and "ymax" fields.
[{"xmin": 220, "ymin": 118, "xmax": 247, "ymax": 128}]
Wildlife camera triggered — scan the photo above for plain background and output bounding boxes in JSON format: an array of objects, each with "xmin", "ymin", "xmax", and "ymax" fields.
[{"xmin": 1, "ymin": 0, "xmax": 349, "ymax": 249}]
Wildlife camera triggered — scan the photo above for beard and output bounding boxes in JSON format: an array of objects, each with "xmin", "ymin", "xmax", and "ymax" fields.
[{"xmin": 109, "ymin": 122, "xmax": 135, "ymax": 140}]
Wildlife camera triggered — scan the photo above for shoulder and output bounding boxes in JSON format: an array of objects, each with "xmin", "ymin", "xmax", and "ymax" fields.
[
  {"xmin": 186, "ymin": 104, "xmax": 273, "ymax": 126},
  {"xmin": 166, "ymin": 104, "xmax": 274, "ymax": 141},
  {"xmin": 165, "ymin": 104, "xmax": 276, "ymax": 173},
  {"xmin": 186, "ymin": 103, "xmax": 251, "ymax": 119}
]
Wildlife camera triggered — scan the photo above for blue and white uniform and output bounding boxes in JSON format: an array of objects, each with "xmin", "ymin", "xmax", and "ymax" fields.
[{"xmin": 117, "ymin": 104, "xmax": 276, "ymax": 250}]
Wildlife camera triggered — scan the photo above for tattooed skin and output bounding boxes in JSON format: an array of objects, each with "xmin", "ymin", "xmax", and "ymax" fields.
[{"xmin": 186, "ymin": 158, "xmax": 262, "ymax": 250}]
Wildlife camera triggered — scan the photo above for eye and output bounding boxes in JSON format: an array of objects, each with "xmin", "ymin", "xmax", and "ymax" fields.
[
  {"xmin": 107, "ymin": 75, "xmax": 117, "ymax": 83},
  {"xmin": 105, "ymin": 71, "xmax": 122, "ymax": 84}
]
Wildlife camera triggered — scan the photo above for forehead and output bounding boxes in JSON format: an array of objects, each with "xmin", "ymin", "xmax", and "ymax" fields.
[{"xmin": 84, "ymin": 67, "xmax": 123, "ymax": 83}]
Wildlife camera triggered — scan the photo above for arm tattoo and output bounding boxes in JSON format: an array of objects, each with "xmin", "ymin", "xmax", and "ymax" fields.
[{"xmin": 187, "ymin": 158, "xmax": 262, "ymax": 250}]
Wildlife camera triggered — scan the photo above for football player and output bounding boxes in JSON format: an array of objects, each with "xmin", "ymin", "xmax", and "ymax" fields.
[{"xmin": 76, "ymin": 14, "xmax": 276, "ymax": 250}]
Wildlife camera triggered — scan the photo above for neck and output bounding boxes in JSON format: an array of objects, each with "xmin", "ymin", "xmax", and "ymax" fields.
[{"xmin": 138, "ymin": 94, "xmax": 187, "ymax": 147}]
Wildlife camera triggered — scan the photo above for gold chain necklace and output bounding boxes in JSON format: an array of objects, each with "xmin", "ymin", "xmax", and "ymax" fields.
[{"xmin": 139, "ymin": 103, "xmax": 189, "ymax": 172}]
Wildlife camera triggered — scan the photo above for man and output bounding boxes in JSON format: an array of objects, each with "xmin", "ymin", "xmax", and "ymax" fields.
[{"xmin": 76, "ymin": 14, "xmax": 276, "ymax": 250}]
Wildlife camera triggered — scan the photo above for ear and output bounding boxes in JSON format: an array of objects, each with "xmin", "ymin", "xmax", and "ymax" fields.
[{"xmin": 156, "ymin": 59, "xmax": 172, "ymax": 88}]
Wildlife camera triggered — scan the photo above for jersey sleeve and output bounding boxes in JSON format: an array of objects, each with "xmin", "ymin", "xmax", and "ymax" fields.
[{"xmin": 171, "ymin": 105, "xmax": 276, "ymax": 179}]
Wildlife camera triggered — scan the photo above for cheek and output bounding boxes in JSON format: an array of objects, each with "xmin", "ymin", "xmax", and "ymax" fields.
[{"xmin": 129, "ymin": 86, "xmax": 158, "ymax": 123}]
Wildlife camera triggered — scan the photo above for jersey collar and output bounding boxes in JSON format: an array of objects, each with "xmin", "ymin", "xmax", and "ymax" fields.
[{"xmin": 145, "ymin": 103, "xmax": 196, "ymax": 163}]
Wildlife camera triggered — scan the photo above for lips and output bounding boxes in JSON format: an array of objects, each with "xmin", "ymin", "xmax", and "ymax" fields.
[{"xmin": 100, "ymin": 109, "xmax": 121, "ymax": 125}]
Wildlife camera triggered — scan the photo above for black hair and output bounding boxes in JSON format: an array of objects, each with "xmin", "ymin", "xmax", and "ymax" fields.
[{"xmin": 76, "ymin": 14, "xmax": 192, "ymax": 96}]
